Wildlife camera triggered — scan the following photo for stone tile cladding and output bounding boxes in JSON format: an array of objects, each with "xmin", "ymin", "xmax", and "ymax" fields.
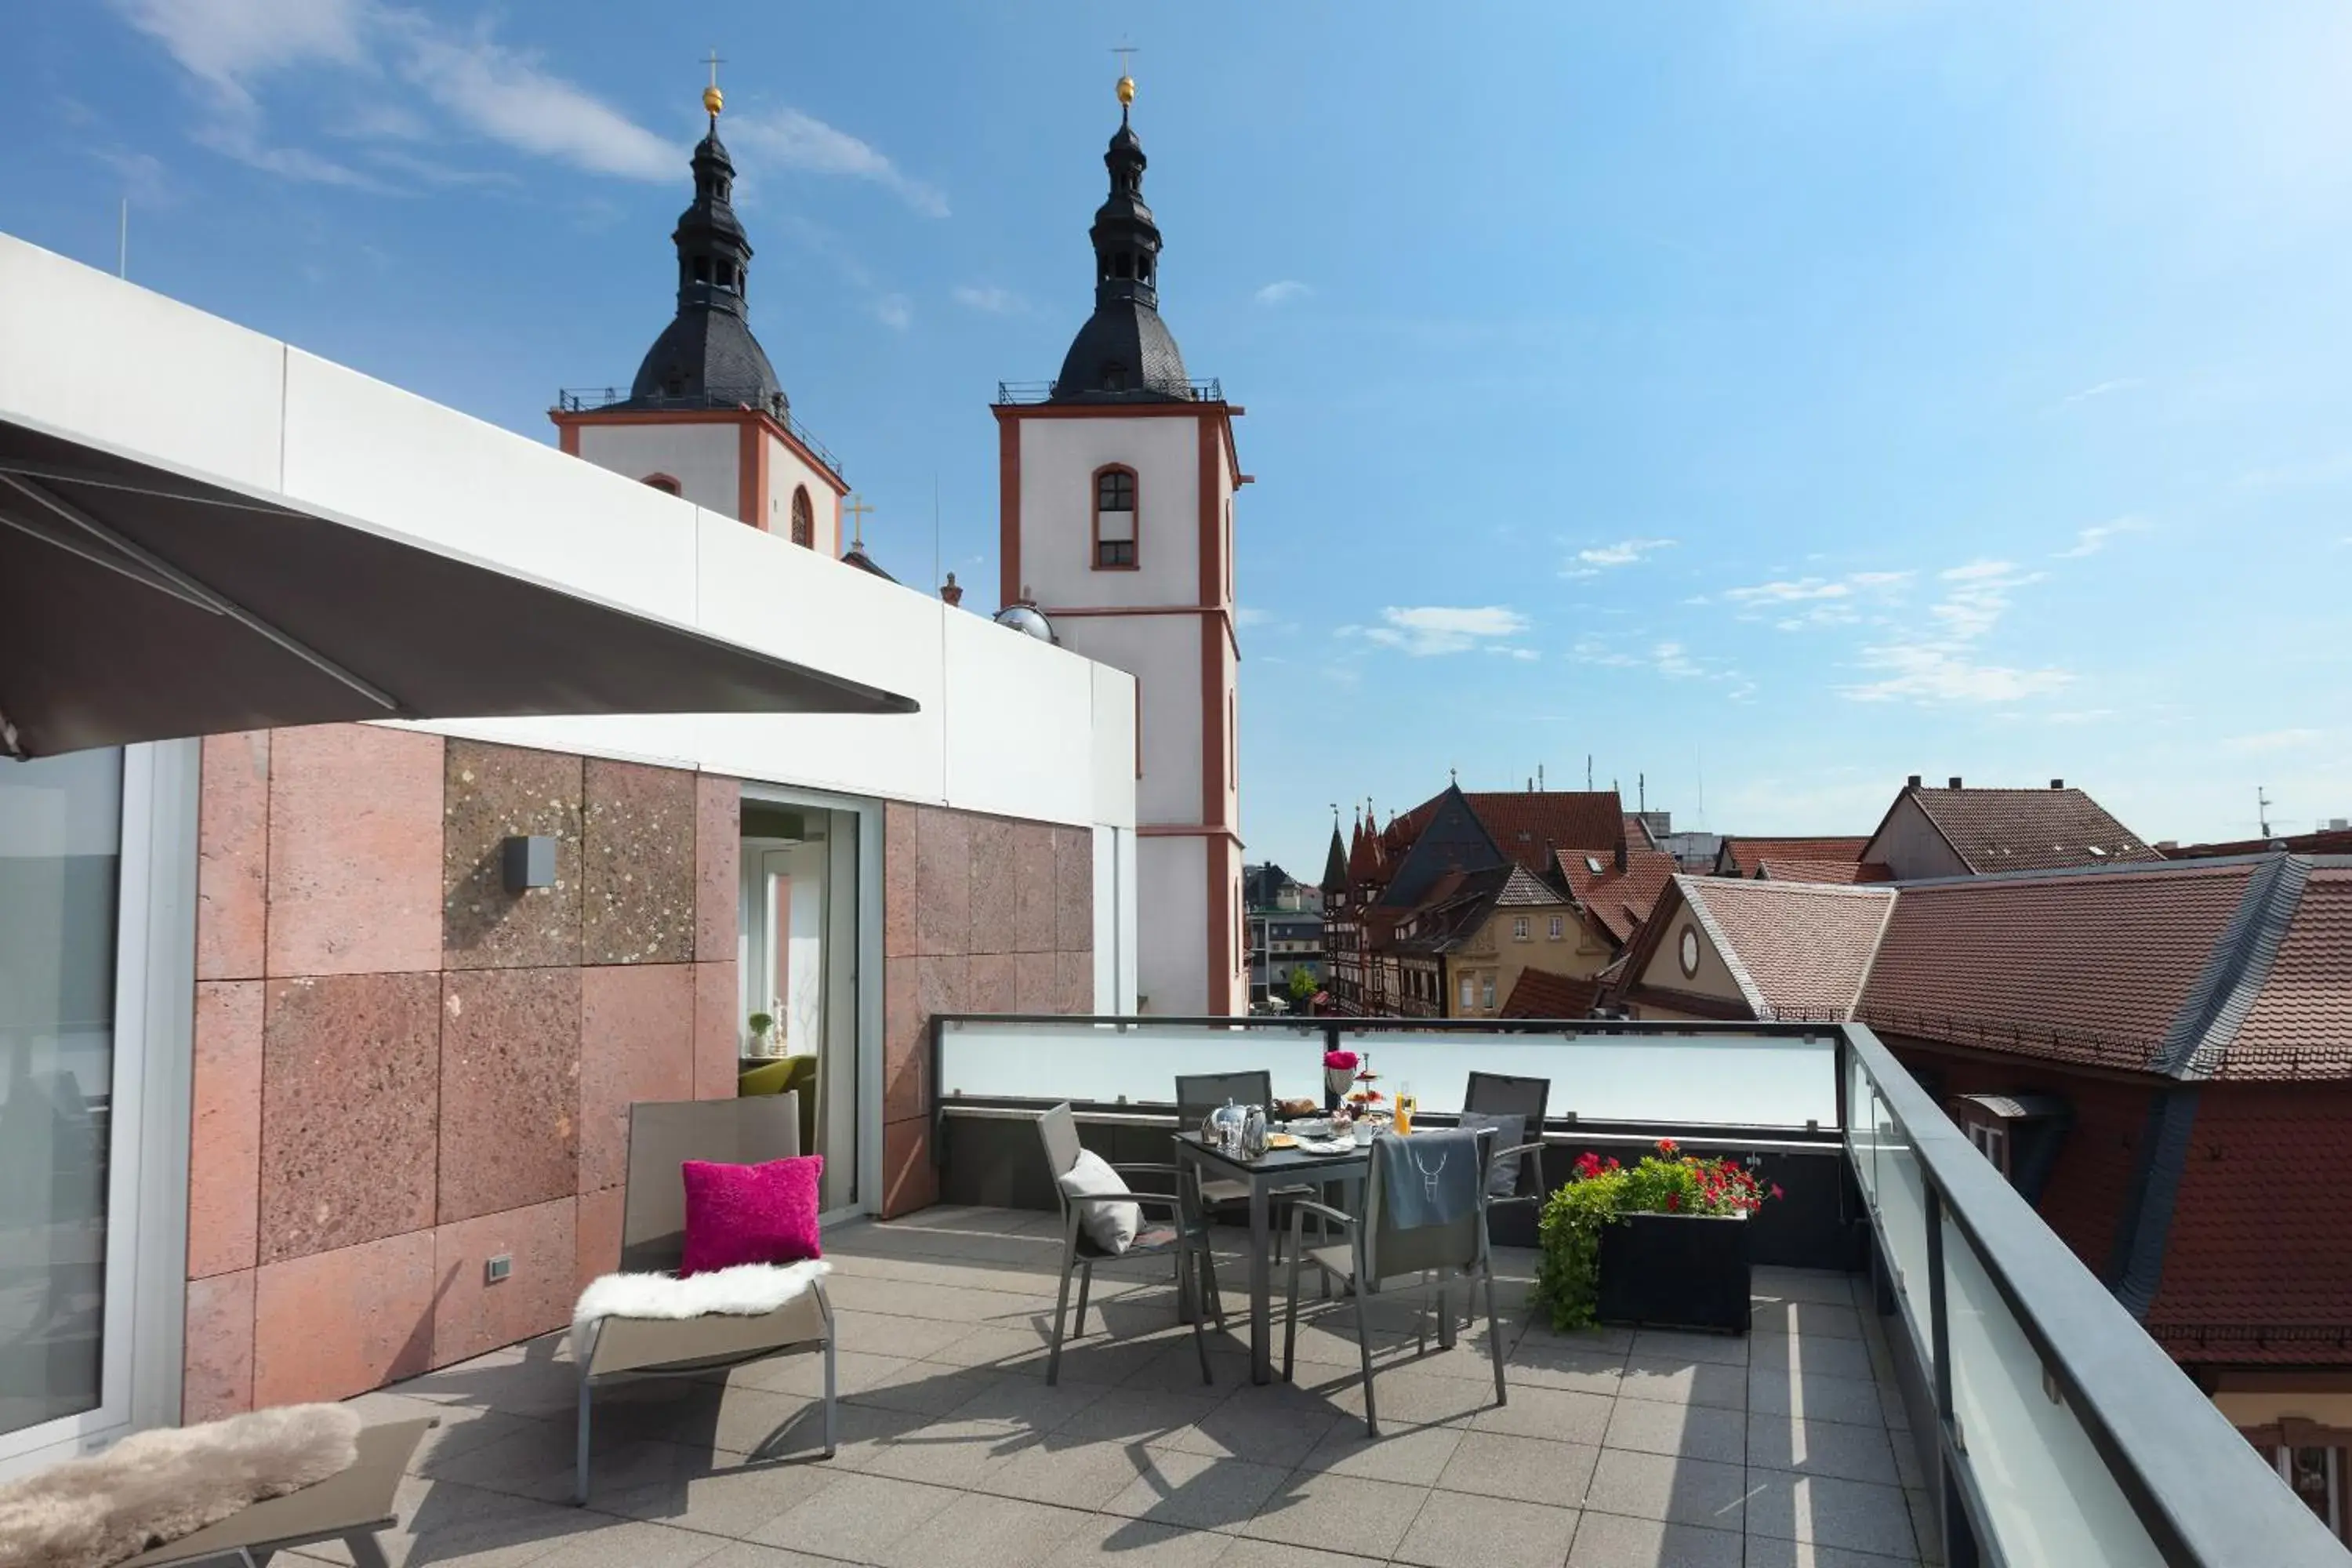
[
  {"xmin": 880, "ymin": 803, "xmax": 1096, "ymax": 1218},
  {"xmin": 182, "ymin": 726, "xmax": 738, "ymax": 1418}
]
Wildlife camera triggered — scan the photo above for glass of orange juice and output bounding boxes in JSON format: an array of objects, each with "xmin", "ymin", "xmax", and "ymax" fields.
[{"xmin": 1395, "ymin": 1083, "xmax": 1417, "ymax": 1136}]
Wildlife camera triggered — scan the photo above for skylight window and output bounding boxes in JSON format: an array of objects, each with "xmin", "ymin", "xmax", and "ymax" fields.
[
  {"xmin": 2088, "ymin": 845, "xmax": 2108, "ymax": 858},
  {"xmin": 1585, "ymin": 855, "xmax": 1604, "ymax": 873}
]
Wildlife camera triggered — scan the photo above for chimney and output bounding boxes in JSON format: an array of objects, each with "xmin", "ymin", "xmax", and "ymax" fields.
[
  {"xmin": 2049, "ymin": 778, "xmax": 2064, "ymax": 789},
  {"xmin": 1947, "ymin": 776, "xmax": 1964, "ymax": 789},
  {"xmin": 1906, "ymin": 774, "xmax": 1922, "ymax": 789},
  {"xmin": 940, "ymin": 572, "xmax": 964, "ymax": 608}
]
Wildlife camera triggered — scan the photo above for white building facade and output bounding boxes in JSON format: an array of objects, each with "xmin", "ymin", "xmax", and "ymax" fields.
[{"xmin": 996, "ymin": 80, "xmax": 1247, "ymax": 1017}]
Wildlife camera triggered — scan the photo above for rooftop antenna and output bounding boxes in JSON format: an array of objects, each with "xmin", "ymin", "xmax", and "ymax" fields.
[
  {"xmin": 1586, "ymin": 754, "xmax": 1593, "ymax": 792},
  {"xmin": 1537, "ymin": 763, "xmax": 1544, "ymax": 791},
  {"xmin": 1639, "ymin": 772, "xmax": 1646, "ymax": 813},
  {"xmin": 2258, "ymin": 785, "xmax": 2274, "ymax": 839}
]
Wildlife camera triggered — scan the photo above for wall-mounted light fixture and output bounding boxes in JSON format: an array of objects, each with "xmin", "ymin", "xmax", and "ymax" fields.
[{"xmin": 502, "ymin": 835, "xmax": 557, "ymax": 892}]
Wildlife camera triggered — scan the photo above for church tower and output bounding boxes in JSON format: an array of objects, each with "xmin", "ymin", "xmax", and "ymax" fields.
[
  {"xmin": 554, "ymin": 77, "xmax": 849, "ymax": 552},
  {"xmin": 996, "ymin": 72, "xmax": 1247, "ymax": 1015}
]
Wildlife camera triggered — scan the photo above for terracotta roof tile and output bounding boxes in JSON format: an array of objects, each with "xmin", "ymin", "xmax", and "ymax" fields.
[
  {"xmin": 1898, "ymin": 785, "xmax": 2160, "ymax": 873},
  {"xmin": 1500, "ymin": 967, "xmax": 1602, "ymax": 1019},
  {"xmin": 2167, "ymin": 827, "xmax": 2352, "ymax": 859},
  {"xmin": 1718, "ymin": 837, "xmax": 1868, "ymax": 875},
  {"xmin": 1682, "ymin": 877, "xmax": 1896, "ymax": 1020},
  {"xmin": 2224, "ymin": 865, "xmax": 2352, "ymax": 1080},
  {"xmin": 1461, "ymin": 790, "xmax": 1624, "ymax": 870},
  {"xmin": 1857, "ymin": 861, "xmax": 2257, "ymax": 1073},
  {"xmin": 1557, "ymin": 847, "xmax": 1680, "ymax": 945},
  {"xmin": 2143, "ymin": 1083, "xmax": 2352, "ymax": 1361},
  {"xmin": 1753, "ymin": 858, "xmax": 1892, "ymax": 885}
]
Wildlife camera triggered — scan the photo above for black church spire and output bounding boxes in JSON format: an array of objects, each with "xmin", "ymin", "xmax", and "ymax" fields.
[
  {"xmin": 625, "ymin": 82, "xmax": 784, "ymax": 410},
  {"xmin": 1052, "ymin": 74, "xmax": 1192, "ymax": 403}
]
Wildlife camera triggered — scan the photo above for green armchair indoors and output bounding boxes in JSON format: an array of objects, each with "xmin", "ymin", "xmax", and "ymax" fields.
[{"xmin": 737, "ymin": 1054, "xmax": 818, "ymax": 1157}]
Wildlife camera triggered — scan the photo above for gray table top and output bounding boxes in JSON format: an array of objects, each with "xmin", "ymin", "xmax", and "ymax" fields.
[{"xmin": 1174, "ymin": 1128, "xmax": 1371, "ymax": 1183}]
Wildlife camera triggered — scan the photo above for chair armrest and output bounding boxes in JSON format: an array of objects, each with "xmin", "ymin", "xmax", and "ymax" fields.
[
  {"xmin": 1110, "ymin": 1163, "xmax": 1184, "ymax": 1176},
  {"xmin": 1483, "ymin": 1191, "xmax": 1540, "ymax": 1214},
  {"xmin": 1069, "ymin": 1192, "xmax": 1184, "ymax": 1218},
  {"xmin": 1490, "ymin": 1141, "xmax": 1550, "ymax": 1169},
  {"xmin": 1287, "ymin": 1199, "xmax": 1356, "ymax": 1230}
]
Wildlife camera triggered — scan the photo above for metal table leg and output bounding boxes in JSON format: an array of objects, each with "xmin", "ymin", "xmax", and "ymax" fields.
[{"xmin": 1248, "ymin": 1177, "xmax": 1273, "ymax": 1383}]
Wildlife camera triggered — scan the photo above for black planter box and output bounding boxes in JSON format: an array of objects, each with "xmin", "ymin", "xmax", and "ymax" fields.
[{"xmin": 1595, "ymin": 1211, "xmax": 1751, "ymax": 1333}]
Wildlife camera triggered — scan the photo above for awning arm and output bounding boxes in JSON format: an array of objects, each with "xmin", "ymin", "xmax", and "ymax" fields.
[{"xmin": 0, "ymin": 470, "xmax": 406, "ymax": 716}]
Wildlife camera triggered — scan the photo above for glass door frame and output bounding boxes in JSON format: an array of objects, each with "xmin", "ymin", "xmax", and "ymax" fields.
[
  {"xmin": 736, "ymin": 781, "xmax": 882, "ymax": 1225},
  {"xmin": 0, "ymin": 739, "xmax": 198, "ymax": 1475}
]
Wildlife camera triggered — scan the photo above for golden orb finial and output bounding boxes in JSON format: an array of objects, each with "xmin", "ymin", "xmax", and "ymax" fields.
[
  {"xmin": 1116, "ymin": 74, "xmax": 1135, "ymax": 107},
  {"xmin": 703, "ymin": 84, "xmax": 724, "ymax": 117}
]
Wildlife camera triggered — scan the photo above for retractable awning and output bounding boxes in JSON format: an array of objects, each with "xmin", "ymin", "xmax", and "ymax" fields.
[{"xmin": 0, "ymin": 416, "xmax": 917, "ymax": 759}]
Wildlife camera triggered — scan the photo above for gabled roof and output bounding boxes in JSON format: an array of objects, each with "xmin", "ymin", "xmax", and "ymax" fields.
[
  {"xmin": 1389, "ymin": 865, "xmax": 1565, "ymax": 954},
  {"xmin": 1870, "ymin": 782, "xmax": 2159, "ymax": 874},
  {"xmin": 1680, "ymin": 877, "xmax": 1896, "ymax": 1020},
  {"xmin": 1500, "ymin": 967, "xmax": 1602, "ymax": 1019},
  {"xmin": 1556, "ymin": 846, "xmax": 1680, "ymax": 946},
  {"xmin": 1459, "ymin": 789, "xmax": 1624, "ymax": 870},
  {"xmin": 2165, "ymin": 827, "xmax": 2352, "ymax": 859},
  {"xmin": 1754, "ymin": 858, "xmax": 1893, "ymax": 886},
  {"xmin": 1716, "ymin": 836, "xmax": 1867, "ymax": 877},
  {"xmin": 1857, "ymin": 855, "xmax": 2352, "ymax": 1081}
]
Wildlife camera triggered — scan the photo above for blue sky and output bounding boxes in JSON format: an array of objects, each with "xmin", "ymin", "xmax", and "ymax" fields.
[{"xmin": 5, "ymin": 2, "xmax": 2350, "ymax": 877}]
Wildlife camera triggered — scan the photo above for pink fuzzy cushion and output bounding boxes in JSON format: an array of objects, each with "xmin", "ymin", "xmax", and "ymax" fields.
[{"xmin": 679, "ymin": 1156, "xmax": 824, "ymax": 1275}]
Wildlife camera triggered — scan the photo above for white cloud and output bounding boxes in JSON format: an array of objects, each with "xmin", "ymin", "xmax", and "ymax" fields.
[
  {"xmin": 1570, "ymin": 637, "xmax": 1639, "ymax": 668},
  {"xmin": 951, "ymin": 285, "xmax": 1023, "ymax": 314},
  {"xmin": 2223, "ymin": 728, "xmax": 2326, "ymax": 754},
  {"xmin": 1722, "ymin": 569, "xmax": 1911, "ymax": 631},
  {"xmin": 389, "ymin": 18, "xmax": 675, "ymax": 180},
  {"xmin": 115, "ymin": 0, "xmax": 944, "ymax": 210},
  {"xmin": 1354, "ymin": 605, "xmax": 1530, "ymax": 656},
  {"xmin": 1653, "ymin": 642, "xmax": 1703, "ymax": 679},
  {"xmin": 726, "ymin": 107, "xmax": 947, "ymax": 216},
  {"xmin": 1233, "ymin": 606, "xmax": 1272, "ymax": 628},
  {"xmin": 871, "ymin": 293, "xmax": 912, "ymax": 332},
  {"xmin": 1255, "ymin": 280, "xmax": 1310, "ymax": 307},
  {"xmin": 1563, "ymin": 538, "xmax": 1675, "ymax": 578},
  {"xmin": 1841, "ymin": 560, "xmax": 2071, "ymax": 704},
  {"xmin": 2053, "ymin": 515, "xmax": 2150, "ymax": 558},
  {"xmin": 2056, "ymin": 376, "xmax": 2145, "ymax": 408}
]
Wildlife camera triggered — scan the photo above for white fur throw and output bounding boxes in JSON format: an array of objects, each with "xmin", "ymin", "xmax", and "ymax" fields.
[
  {"xmin": 0, "ymin": 1403, "xmax": 361, "ymax": 1568},
  {"xmin": 573, "ymin": 1258, "xmax": 830, "ymax": 1337}
]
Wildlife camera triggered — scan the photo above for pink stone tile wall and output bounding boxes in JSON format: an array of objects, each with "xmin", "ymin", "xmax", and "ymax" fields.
[
  {"xmin": 183, "ymin": 727, "xmax": 740, "ymax": 1414},
  {"xmin": 879, "ymin": 803, "xmax": 1096, "ymax": 1218}
]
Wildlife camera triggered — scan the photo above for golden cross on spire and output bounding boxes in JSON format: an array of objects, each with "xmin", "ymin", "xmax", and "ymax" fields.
[
  {"xmin": 1110, "ymin": 42, "xmax": 1137, "ymax": 110},
  {"xmin": 702, "ymin": 49, "xmax": 725, "ymax": 118},
  {"xmin": 842, "ymin": 493, "xmax": 874, "ymax": 550}
]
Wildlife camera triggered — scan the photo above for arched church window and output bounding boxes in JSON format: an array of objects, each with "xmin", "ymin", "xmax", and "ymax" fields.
[
  {"xmin": 1114, "ymin": 253, "xmax": 1133, "ymax": 278},
  {"xmin": 1137, "ymin": 254, "xmax": 1151, "ymax": 282},
  {"xmin": 641, "ymin": 474, "xmax": 681, "ymax": 495},
  {"xmin": 692, "ymin": 257, "xmax": 710, "ymax": 284},
  {"xmin": 790, "ymin": 486, "xmax": 815, "ymax": 549},
  {"xmin": 716, "ymin": 261, "xmax": 734, "ymax": 289},
  {"xmin": 1094, "ymin": 465, "xmax": 1138, "ymax": 568}
]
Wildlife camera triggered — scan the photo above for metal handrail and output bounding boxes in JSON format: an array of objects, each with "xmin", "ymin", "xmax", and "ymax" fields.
[
  {"xmin": 994, "ymin": 378, "xmax": 1224, "ymax": 405},
  {"xmin": 553, "ymin": 386, "xmax": 843, "ymax": 477},
  {"xmin": 1845, "ymin": 1023, "xmax": 2349, "ymax": 1566}
]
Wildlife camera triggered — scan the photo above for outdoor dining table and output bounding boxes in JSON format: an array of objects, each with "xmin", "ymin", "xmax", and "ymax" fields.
[{"xmin": 1173, "ymin": 1129, "xmax": 1371, "ymax": 1384}]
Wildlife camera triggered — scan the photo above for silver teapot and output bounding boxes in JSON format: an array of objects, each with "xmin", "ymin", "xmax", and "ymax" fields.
[
  {"xmin": 1240, "ymin": 1104, "xmax": 1271, "ymax": 1160},
  {"xmin": 1203, "ymin": 1098, "xmax": 1248, "ymax": 1156}
]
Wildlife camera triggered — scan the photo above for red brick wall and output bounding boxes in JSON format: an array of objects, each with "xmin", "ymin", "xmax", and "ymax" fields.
[
  {"xmin": 183, "ymin": 725, "xmax": 739, "ymax": 1419},
  {"xmin": 877, "ymin": 803, "xmax": 1095, "ymax": 1218}
]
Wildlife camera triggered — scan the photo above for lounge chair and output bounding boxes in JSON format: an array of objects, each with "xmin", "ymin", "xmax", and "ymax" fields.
[
  {"xmin": 571, "ymin": 1093, "xmax": 833, "ymax": 1505},
  {"xmin": 114, "ymin": 1417, "xmax": 435, "ymax": 1568}
]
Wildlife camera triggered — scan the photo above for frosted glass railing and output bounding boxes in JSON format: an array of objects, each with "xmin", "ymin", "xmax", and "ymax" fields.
[
  {"xmin": 935, "ymin": 1019, "xmax": 1837, "ymax": 1129},
  {"xmin": 1942, "ymin": 1214, "xmax": 2165, "ymax": 1567}
]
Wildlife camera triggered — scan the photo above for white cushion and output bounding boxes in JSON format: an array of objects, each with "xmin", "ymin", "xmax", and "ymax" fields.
[{"xmin": 1056, "ymin": 1149, "xmax": 1141, "ymax": 1254}]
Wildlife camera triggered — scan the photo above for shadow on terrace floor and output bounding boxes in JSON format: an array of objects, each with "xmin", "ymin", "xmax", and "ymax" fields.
[{"xmin": 297, "ymin": 1205, "xmax": 1933, "ymax": 1568}]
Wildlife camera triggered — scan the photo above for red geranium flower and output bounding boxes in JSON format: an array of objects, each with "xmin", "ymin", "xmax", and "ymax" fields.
[{"xmin": 1657, "ymin": 1138, "xmax": 1680, "ymax": 1157}]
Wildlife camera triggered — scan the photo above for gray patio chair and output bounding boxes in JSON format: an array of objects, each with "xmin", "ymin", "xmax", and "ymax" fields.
[
  {"xmin": 1463, "ymin": 1068, "xmax": 1553, "ymax": 1219},
  {"xmin": 1038, "ymin": 1101, "xmax": 1224, "ymax": 1385},
  {"xmin": 572, "ymin": 1093, "xmax": 833, "ymax": 1504},
  {"xmin": 1175, "ymin": 1069, "xmax": 1317, "ymax": 1262},
  {"xmin": 1281, "ymin": 1125, "xmax": 1507, "ymax": 1437},
  {"xmin": 114, "ymin": 1418, "xmax": 436, "ymax": 1568}
]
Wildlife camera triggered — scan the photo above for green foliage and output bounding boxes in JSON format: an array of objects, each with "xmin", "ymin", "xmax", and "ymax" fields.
[
  {"xmin": 1532, "ymin": 1142, "xmax": 1779, "ymax": 1331},
  {"xmin": 746, "ymin": 1012, "xmax": 775, "ymax": 1036},
  {"xmin": 1287, "ymin": 967, "xmax": 1317, "ymax": 1004}
]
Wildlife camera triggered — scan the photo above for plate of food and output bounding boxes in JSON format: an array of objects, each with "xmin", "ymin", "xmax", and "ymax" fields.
[
  {"xmin": 1284, "ymin": 1117, "xmax": 1334, "ymax": 1138},
  {"xmin": 1265, "ymin": 1132, "xmax": 1300, "ymax": 1150},
  {"xmin": 1273, "ymin": 1097, "xmax": 1320, "ymax": 1120},
  {"xmin": 1296, "ymin": 1136, "xmax": 1357, "ymax": 1156}
]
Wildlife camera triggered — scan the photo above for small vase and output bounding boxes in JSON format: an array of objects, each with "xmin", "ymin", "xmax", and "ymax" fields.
[{"xmin": 1323, "ymin": 1066, "xmax": 1352, "ymax": 1112}]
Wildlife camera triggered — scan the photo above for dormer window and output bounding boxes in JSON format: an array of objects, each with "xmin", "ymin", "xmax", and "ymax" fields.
[
  {"xmin": 1102, "ymin": 362, "xmax": 1130, "ymax": 392},
  {"xmin": 1094, "ymin": 466, "xmax": 1137, "ymax": 568}
]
